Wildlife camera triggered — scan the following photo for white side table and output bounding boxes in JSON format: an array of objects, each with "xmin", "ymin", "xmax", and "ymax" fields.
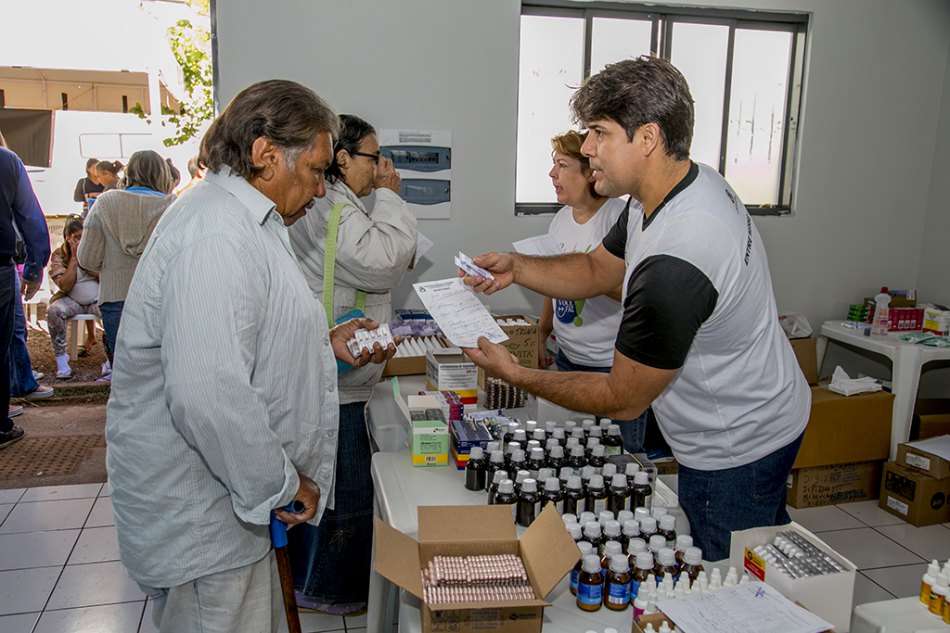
[
  {"xmin": 818, "ymin": 321, "xmax": 950, "ymax": 459},
  {"xmin": 851, "ymin": 597, "xmax": 950, "ymax": 633}
]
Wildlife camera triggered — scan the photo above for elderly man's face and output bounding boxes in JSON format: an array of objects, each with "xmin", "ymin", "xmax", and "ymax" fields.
[{"xmin": 259, "ymin": 131, "xmax": 334, "ymax": 224}]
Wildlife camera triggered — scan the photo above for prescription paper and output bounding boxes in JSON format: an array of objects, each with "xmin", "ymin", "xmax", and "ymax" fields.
[
  {"xmin": 412, "ymin": 278, "xmax": 508, "ymax": 348},
  {"xmin": 656, "ymin": 581, "xmax": 832, "ymax": 633}
]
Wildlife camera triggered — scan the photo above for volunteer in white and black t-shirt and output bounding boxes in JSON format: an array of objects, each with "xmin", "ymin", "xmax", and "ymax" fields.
[{"xmin": 460, "ymin": 56, "xmax": 810, "ymax": 561}]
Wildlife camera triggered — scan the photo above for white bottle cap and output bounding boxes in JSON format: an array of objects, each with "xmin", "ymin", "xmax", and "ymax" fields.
[
  {"xmin": 636, "ymin": 551, "xmax": 655, "ymax": 570},
  {"xmin": 469, "ymin": 446, "xmax": 484, "ymax": 460},
  {"xmin": 525, "ymin": 420, "xmax": 538, "ymax": 430},
  {"xmin": 572, "ymin": 428, "xmax": 585, "ymax": 438},
  {"xmin": 521, "ymin": 478, "xmax": 537, "ymax": 493},
  {"xmin": 582, "ymin": 465, "xmax": 596, "ymax": 478},
  {"xmin": 583, "ymin": 523, "xmax": 602, "ymax": 539},
  {"xmin": 634, "ymin": 507, "xmax": 650, "ymax": 522},
  {"xmin": 649, "ymin": 535, "xmax": 667, "ymax": 552},
  {"xmin": 676, "ymin": 534, "xmax": 693, "ymax": 551},
  {"xmin": 559, "ymin": 466, "xmax": 573, "ymax": 479},
  {"xmin": 603, "ymin": 463, "xmax": 618, "ymax": 477},
  {"xmin": 644, "ymin": 625, "xmax": 657, "ymax": 633},
  {"xmin": 582, "ymin": 419, "xmax": 595, "ymax": 429},
  {"xmin": 579, "ymin": 511, "xmax": 596, "ymax": 524},
  {"xmin": 608, "ymin": 426, "xmax": 621, "ymax": 437},
  {"xmin": 658, "ymin": 548, "xmax": 676, "ymax": 566},
  {"xmin": 652, "ymin": 507, "xmax": 668, "ymax": 518},
  {"xmin": 659, "ymin": 622, "xmax": 672, "ymax": 633},
  {"xmin": 570, "ymin": 445, "xmax": 585, "ymax": 457},
  {"xmin": 626, "ymin": 462, "xmax": 642, "ymax": 476},
  {"xmin": 590, "ymin": 427, "xmax": 603, "ymax": 438},
  {"xmin": 549, "ymin": 445, "xmax": 564, "ymax": 458},
  {"xmin": 553, "ymin": 428, "xmax": 566, "ymax": 439},
  {"xmin": 538, "ymin": 468, "xmax": 554, "ymax": 481},
  {"xmin": 492, "ymin": 470, "xmax": 507, "ymax": 484},
  {"xmin": 530, "ymin": 447, "xmax": 544, "ymax": 460},
  {"xmin": 567, "ymin": 476, "xmax": 582, "ymax": 490},
  {"xmin": 605, "ymin": 541, "xmax": 623, "ymax": 557},
  {"xmin": 659, "ymin": 514, "xmax": 676, "ymax": 531},
  {"xmin": 609, "ymin": 554, "xmax": 630, "ymax": 573},
  {"xmin": 628, "ymin": 538, "xmax": 647, "ymax": 554},
  {"xmin": 577, "ymin": 541, "xmax": 594, "ymax": 557},
  {"xmin": 599, "ymin": 510, "xmax": 615, "ymax": 524},
  {"xmin": 545, "ymin": 421, "xmax": 557, "ymax": 433},
  {"xmin": 634, "ymin": 471, "xmax": 650, "ymax": 485},
  {"xmin": 640, "ymin": 516, "xmax": 657, "ymax": 534},
  {"xmin": 514, "ymin": 430, "xmax": 527, "ymax": 442},
  {"xmin": 562, "ymin": 513, "xmax": 577, "ymax": 525},
  {"xmin": 568, "ymin": 524, "xmax": 582, "ymax": 540},
  {"xmin": 604, "ymin": 520, "xmax": 621, "ymax": 537},
  {"xmin": 543, "ymin": 477, "xmax": 559, "ymax": 493},
  {"xmin": 564, "ymin": 420, "xmax": 576, "ymax": 430},
  {"xmin": 490, "ymin": 450, "xmax": 504, "ymax": 464},
  {"xmin": 684, "ymin": 546, "xmax": 702, "ymax": 565},
  {"xmin": 611, "ymin": 473, "xmax": 628, "ymax": 489},
  {"xmin": 581, "ymin": 554, "xmax": 602, "ymax": 574},
  {"xmin": 511, "ymin": 448, "xmax": 525, "ymax": 462},
  {"xmin": 591, "ymin": 444, "xmax": 605, "ymax": 457},
  {"xmin": 937, "ymin": 573, "xmax": 949, "ymax": 589},
  {"xmin": 566, "ymin": 437, "xmax": 579, "ymax": 449},
  {"xmin": 498, "ymin": 480, "xmax": 514, "ymax": 494},
  {"xmin": 617, "ymin": 510, "xmax": 634, "ymax": 523},
  {"xmin": 532, "ymin": 429, "xmax": 546, "ymax": 441},
  {"xmin": 622, "ymin": 519, "xmax": 640, "ymax": 535},
  {"xmin": 590, "ymin": 474, "xmax": 605, "ymax": 488},
  {"xmin": 486, "ymin": 441, "xmax": 501, "ymax": 453},
  {"xmin": 515, "ymin": 471, "xmax": 529, "ymax": 485}
]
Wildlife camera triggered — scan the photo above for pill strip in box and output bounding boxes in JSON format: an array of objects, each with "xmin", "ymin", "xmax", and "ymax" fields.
[
  {"xmin": 753, "ymin": 530, "xmax": 846, "ymax": 579},
  {"xmin": 346, "ymin": 323, "xmax": 395, "ymax": 357}
]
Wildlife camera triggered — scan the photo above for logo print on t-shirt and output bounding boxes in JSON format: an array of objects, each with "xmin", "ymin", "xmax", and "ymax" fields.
[{"xmin": 555, "ymin": 298, "xmax": 585, "ymax": 326}]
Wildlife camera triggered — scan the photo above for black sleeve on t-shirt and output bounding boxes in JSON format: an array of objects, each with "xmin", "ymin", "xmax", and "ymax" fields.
[
  {"xmin": 615, "ymin": 254, "xmax": 719, "ymax": 370},
  {"xmin": 601, "ymin": 200, "xmax": 630, "ymax": 259}
]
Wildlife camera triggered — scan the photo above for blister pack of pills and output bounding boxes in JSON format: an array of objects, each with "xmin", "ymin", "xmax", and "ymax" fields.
[{"xmin": 346, "ymin": 323, "xmax": 395, "ymax": 357}]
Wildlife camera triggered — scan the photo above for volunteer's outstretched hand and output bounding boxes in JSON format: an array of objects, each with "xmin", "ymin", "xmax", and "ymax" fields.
[
  {"xmin": 463, "ymin": 336, "xmax": 521, "ymax": 382},
  {"xmin": 458, "ymin": 252, "xmax": 516, "ymax": 295}
]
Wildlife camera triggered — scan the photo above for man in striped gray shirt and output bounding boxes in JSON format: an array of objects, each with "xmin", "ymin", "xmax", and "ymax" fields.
[{"xmin": 105, "ymin": 81, "xmax": 396, "ymax": 633}]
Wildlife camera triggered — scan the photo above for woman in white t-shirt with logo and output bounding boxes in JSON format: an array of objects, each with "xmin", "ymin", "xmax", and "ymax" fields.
[{"xmin": 540, "ymin": 131, "xmax": 646, "ymax": 451}]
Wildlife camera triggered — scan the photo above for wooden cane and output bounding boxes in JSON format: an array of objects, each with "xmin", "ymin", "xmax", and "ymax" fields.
[{"xmin": 270, "ymin": 501, "xmax": 304, "ymax": 633}]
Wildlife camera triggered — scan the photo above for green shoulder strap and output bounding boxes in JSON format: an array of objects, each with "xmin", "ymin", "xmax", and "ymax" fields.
[{"xmin": 322, "ymin": 201, "xmax": 366, "ymax": 327}]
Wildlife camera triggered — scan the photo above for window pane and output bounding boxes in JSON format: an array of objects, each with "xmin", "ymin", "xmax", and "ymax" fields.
[
  {"xmin": 590, "ymin": 17, "xmax": 653, "ymax": 76},
  {"xmin": 725, "ymin": 28, "xmax": 793, "ymax": 206},
  {"xmin": 517, "ymin": 14, "xmax": 585, "ymax": 203},
  {"xmin": 670, "ymin": 22, "xmax": 728, "ymax": 169}
]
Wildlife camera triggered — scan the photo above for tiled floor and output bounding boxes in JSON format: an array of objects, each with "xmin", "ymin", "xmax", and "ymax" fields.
[
  {"xmin": 0, "ymin": 483, "xmax": 947, "ymax": 632},
  {"xmin": 0, "ymin": 483, "xmax": 366, "ymax": 633}
]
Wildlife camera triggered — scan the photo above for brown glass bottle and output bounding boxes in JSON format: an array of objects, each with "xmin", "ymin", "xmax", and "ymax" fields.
[
  {"xmin": 540, "ymin": 477, "xmax": 562, "ymax": 512},
  {"xmin": 563, "ymin": 476, "xmax": 584, "ymax": 516},
  {"xmin": 576, "ymin": 555, "xmax": 604, "ymax": 612},
  {"xmin": 516, "ymin": 478, "xmax": 539, "ymax": 527},
  {"xmin": 682, "ymin": 546, "xmax": 705, "ymax": 583},
  {"xmin": 464, "ymin": 446, "xmax": 487, "ymax": 491},
  {"xmin": 604, "ymin": 555, "xmax": 632, "ymax": 610},
  {"xmin": 607, "ymin": 473, "xmax": 631, "ymax": 515},
  {"xmin": 570, "ymin": 542, "xmax": 594, "ymax": 595}
]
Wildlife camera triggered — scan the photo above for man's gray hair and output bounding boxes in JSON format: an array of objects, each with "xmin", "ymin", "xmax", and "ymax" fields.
[{"xmin": 199, "ymin": 79, "xmax": 339, "ymax": 179}]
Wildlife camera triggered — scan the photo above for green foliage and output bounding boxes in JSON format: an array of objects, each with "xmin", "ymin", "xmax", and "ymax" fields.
[{"xmin": 162, "ymin": 18, "xmax": 214, "ymax": 147}]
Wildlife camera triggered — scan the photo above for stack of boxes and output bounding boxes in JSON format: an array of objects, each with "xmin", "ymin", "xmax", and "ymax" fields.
[{"xmin": 880, "ymin": 436, "xmax": 950, "ymax": 526}]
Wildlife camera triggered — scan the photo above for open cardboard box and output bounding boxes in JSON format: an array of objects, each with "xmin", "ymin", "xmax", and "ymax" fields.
[
  {"xmin": 374, "ymin": 503, "xmax": 579, "ymax": 633},
  {"xmin": 729, "ymin": 521, "xmax": 856, "ymax": 633}
]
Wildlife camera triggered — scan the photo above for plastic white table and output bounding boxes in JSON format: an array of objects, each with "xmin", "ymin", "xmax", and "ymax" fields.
[
  {"xmin": 851, "ymin": 597, "xmax": 950, "ymax": 633},
  {"xmin": 818, "ymin": 321, "xmax": 950, "ymax": 459},
  {"xmin": 369, "ymin": 451, "xmax": 687, "ymax": 633}
]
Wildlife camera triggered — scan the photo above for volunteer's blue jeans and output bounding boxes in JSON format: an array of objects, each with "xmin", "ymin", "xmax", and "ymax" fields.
[
  {"xmin": 289, "ymin": 401, "xmax": 374, "ymax": 605},
  {"xmin": 99, "ymin": 301, "xmax": 124, "ymax": 363},
  {"xmin": 555, "ymin": 349, "xmax": 647, "ymax": 452},
  {"xmin": 677, "ymin": 432, "xmax": 804, "ymax": 562},
  {"xmin": 9, "ymin": 271, "xmax": 38, "ymax": 397}
]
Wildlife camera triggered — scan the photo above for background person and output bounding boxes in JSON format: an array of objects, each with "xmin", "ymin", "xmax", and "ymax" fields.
[{"xmin": 73, "ymin": 157, "xmax": 105, "ymax": 215}]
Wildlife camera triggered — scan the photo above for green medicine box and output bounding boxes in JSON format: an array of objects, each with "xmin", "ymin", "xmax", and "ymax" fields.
[{"xmin": 408, "ymin": 394, "xmax": 449, "ymax": 467}]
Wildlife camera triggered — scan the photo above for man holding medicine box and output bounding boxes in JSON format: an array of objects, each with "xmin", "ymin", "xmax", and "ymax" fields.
[{"xmin": 460, "ymin": 56, "xmax": 809, "ymax": 561}]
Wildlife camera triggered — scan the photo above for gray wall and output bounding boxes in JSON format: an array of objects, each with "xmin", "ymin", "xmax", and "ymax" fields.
[{"xmin": 214, "ymin": 0, "xmax": 950, "ymax": 325}]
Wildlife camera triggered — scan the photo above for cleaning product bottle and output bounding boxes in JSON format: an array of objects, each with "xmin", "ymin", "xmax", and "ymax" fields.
[
  {"xmin": 871, "ymin": 291, "xmax": 891, "ymax": 336},
  {"xmin": 930, "ymin": 573, "xmax": 948, "ymax": 616},
  {"xmin": 922, "ymin": 560, "xmax": 940, "ymax": 605},
  {"xmin": 576, "ymin": 554, "xmax": 604, "ymax": 612},
  {"xmin": 570, "ymin": 541, "xmax": 594, "ymax": 595}
]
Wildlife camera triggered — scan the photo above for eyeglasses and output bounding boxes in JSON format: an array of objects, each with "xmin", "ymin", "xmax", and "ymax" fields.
[{"xmin": 350, "ymin": 151, "xmax": 380, "ymax": 164}]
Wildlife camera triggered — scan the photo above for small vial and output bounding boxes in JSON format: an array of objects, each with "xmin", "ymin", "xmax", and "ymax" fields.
[
  {"xmin": 651, "ymin": 507, "xmax": 668, "ymax": 519},
  {"xmin": 547, "ymin": 445, "xmax": 565, "ymax": 471},
  {"xmin": 567, "ymin": 523, "xmax": 583, "ymax": 544},
  {"xmin": 581, "ymin": 418, "xmax": 596, "ymax": 438},
  {"xmin": 464, "ymin": 446, "xmax": 487, "ymax": 491},
  {"xmin": 682, "ymin": 546, "xmax": 705, "ymax": 583},
  {"xmin": 603, "ymin": 425, "xmax": 623, "ymax": 456},
  {"xmin": 570, "ymin": 541, "xmax": 594, "ymax": 595},
  {"xmin": 579, "ymin": 511, "xmax": 597, "ymax": 525},
  {"xmin": 633, "ymin": 506, "xmax": 650, "ymax": 523},
  {"xmin": 527, "ymin": 447, "xmax": 546, "ymax": 475},
  {"xmin": 659, "ymin": 514, "xmax": 677, "ymax": 549},
  {"xmin": 922, "ymin": 560, "xmax": 940, "ymax": 605},
  {"xmin": 537, "ymin": 467, "xmax": 554, "ymax": 484},
  {"xmin": 930, "ymin": 573, "xmax": 948, "ymax": 616},
  {"xmin": 516, "ymin": 478, "xmax": 539, "ymax": 527},
  {"xmin": 486, "ymin": 450, "xmax": 505, "ymax": 491},
  {"xmin": 552, "ymin": 427, "xmax": 566, "ymax": 447},
  {"xmin": 598, "ymin": 510, "xmax": 615, "ymax": 525},
  {"xmin": 514, "ymin": 469, "xmax": 530, "ymax": 495},
  {"xmin": 504, "ymin": 440, "xmax": 520, "ymax": 467},
  {"xmin": 640, "ymin": 516, "xmax": 658, "ymax": 541},
  {"xmin": 576, "ymin": 554, "xmax": 604, "ymax": 612},
  {"xmin": 631, "ymin": 551, "xmax": 654, "ymax": 600},
  {"xmin": 563, "ymin": 476, "xmax": 584, "ymax": 516},
  {"xmin": 627, "ymin": 538, "xmax": 647, "ymax": 570},
  {"xmin": 540, "ymin": 477, "xmax": 563, "ymax": 513},
  {"xmin": 568, "ymin": 445, "xmax": 587, "ymax": 470},
  {"xmin": 571, "ymin": 427, "xmax": 587, "ymax": 447},
  {"xmin": 630, "ymin": 471, "xmax": 653, "ymax": 511},
  {"xmin": 621, "ymin": 519, "xmax": 640, "ymax": 552},
  {"xmin": 604, "ymin": 554, "xmax": 632, "ymax": 610},
  {"xmin": 513, "ymin": 429, "xmax": 527, "ymax": 445},
  {"xmin": 602, "ymin": 462, "xmax": 618, "ymax": 479},
  {"xmin": 583, "ymin": 522, "xmax": 604, "ymax": 552},
  {"xmin": 508, "ymin": 449, "xmax": 526, "ymax": 480},
  {"xmin": 531, "ymin": 428, "xmax": 546, "ymax": 444},
  {"xmin": 562, "ymin": 512, "xmax": 578, "ymax": 526},
  {"xmin": 584, "ymin": 475, "xmax": 608, "ymax": 515},
  {"xmin": 648, "ymin": 534, "xmax": 667, "ymax": 557},
  {"xmin": 655, "ymin": 548, "xmax": 678, "ymax": 582},
  {"xmin": 494, "ymin": 479, "xmax": 517, "ymax": 511},
  {"xmin": 486, "ymin": 470, "xmax": 506, "ymax": 504},
  {"xmin": 674, "ymin": 534, "xmax": 694, "ymax": 569},
  {"xmin": 588, "ymin": 443, "xmax": 606, "ymax": 468},
  {"xmin": 580, "ymin": 465, "xmax": 596, "ymax": 494},
  {"xmin": 558, "ymin": 466, "xmax": 574, "ymax": 492},
  {"xmin": 603, "ymin": 520, "xmax": 622, "ymax": 547},
  {"xmin": 603, "ymin": 541, "xmax": 623, "ymax": 577},
  {"xmin": 607, "ymin": 473, "xmax": 631, "ymax": 515}
]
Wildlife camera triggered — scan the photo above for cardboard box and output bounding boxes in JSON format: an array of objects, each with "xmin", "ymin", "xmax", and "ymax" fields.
[
  {"xmin": 787, "ymin": 460, "xmax": 883, "ymax": 508},
  {"xmin": 897, "ymin": 436, "xmax": 950, "ymax": 479},
  {"xmin": 374, "ymin": 504, "xmax": 579, "ymax": 633},
  {"xmin": 383, "ymin": 335, "xmax": 452, "ymax": 377},
  {"xmin": 426, "ymin": 350, "xmax": 478, "ymax": 402},
  {"xmin": 914, "ymin": 399, "xmax": 950, "ymax": 440},
  {"xmin": 879, "ymin": 461, "xmax": 950, "ymax": 526},
  {"xmin": 793, "ymin": 387, "xmax": 893, "ymax": 469},
  {"xmin": 729, "ymin": 522, "xmax": 856, "ymax": 633},
  {"xmin": 790, "ymin": 337, "xmax": 819, "ymax": 385},
  {"xmin": 493, "ymin": 314, "xmax": 539, "ymax": 370},
  {"xmin": 923, "ymin": 305, "xmax": 950, "ymax": 335},
  {"xmin": 408, "ymin": 395, "xmax": 450, "ymax": 467}
]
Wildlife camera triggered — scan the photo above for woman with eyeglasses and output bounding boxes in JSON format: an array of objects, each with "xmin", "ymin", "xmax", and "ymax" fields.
[
  {"xmin": 78, "ymin": 150, "xmax": 176, "ymax": 378},
  {"xmin": 288, "ymin": 113, "xmax": 417, "ymax": 614}
]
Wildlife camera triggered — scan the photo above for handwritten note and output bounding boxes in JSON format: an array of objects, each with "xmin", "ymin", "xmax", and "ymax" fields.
[
  {"xmin": 412, "ymin": 278, "xmax": 508, "ymax": 348},
  {"xmin": 656, "ymin": 581, "xmax": 832, "ymax": 633}
]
